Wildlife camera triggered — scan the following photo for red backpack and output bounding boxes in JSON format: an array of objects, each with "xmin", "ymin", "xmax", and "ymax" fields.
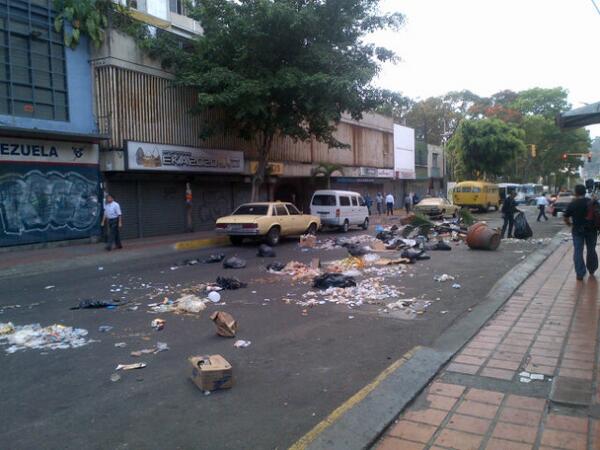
[{"xmin": 586, "ymin": 200, "xmax": 600, "ymax": 229}]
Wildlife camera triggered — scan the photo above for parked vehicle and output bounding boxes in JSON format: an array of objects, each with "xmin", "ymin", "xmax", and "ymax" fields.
[
  {"xmin": 310, "ymin": 190, "xmax": 370, "ymax": 232},
  {"xmin": 453, "ymin": 181, "xmax": 500, "ymax": 212},
  {"xmin": 552, "ymin": 191, "xmax": 574, "ymax": 216},
  {"xmin": 413, "ymin": 197, "xmax": 460, "ymax": 219},
  {"xmin": 516, "ymin": 183, "xmax": 543, "ymax": 205},
  {"xmin": 215, "ymin": 202, "xmax": 320, "ymax": 246},
  {"xmin": 498, "ymin": 183, "xmax": 520, "ymax": 203}
]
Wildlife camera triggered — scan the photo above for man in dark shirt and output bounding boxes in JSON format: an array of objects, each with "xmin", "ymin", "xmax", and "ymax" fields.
[
  {"xmin": 564, "ymin": 184, "xmax": 598, "ymax": 281},
  {"xmin": 501, "ymin": 191, "xmax": 518, "ymax": 239}
]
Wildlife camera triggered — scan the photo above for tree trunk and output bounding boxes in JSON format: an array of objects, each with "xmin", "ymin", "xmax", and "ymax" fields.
[
  {"xmin": 250, "ymin": 132, "xmax": 275, "ymax": 202},
  {"xmin": 326, "ymin": 175, "xmax": 331, "ymax": 190}
]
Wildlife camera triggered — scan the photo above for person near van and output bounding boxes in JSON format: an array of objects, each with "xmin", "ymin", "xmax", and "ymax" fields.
[
  {"xmin": 501, "ymin": 191, "xmax": 519, "ymax": 239},
  {"xmin": 404, "ymin": 193, "xmax": 412, "ymax": 215},
  {"xmin": 385, "ymin": 193, "xmax": 395, "ymax": 216},
  {"xmin": 364, "ymin": 193, "xmax": 373, "ymax": 216},
  {"xmin": 536, "ymin": 193, "xmax": 549, "ymax": 222},
  {"xmin": 564, "ymin": 184, "xmax": 598, "ymax": 281},
  {"xmin": 376, "ymin": 193, "xmax": 384, "ymax": 215},
  {"xmin": 412, "ymin": 192, "xmax": 420, "ymax": 205},
  {"xmin": 101, "ymin": 194, "xmax": 123, "ymax": 251}
]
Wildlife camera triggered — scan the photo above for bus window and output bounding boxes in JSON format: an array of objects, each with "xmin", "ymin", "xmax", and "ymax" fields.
[{"xmin": 472, "ymin": 187, "xmax": 481, "ymax": 193}]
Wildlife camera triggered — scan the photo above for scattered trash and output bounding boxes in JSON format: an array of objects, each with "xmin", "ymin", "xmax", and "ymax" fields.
[
  {"xmin": 434, "ymin": 274, "xmax": 455, "ymax": 282},
  {"xmin": 299, "ymin": 234, "xmax": 317, "ymax": 248},
  {"xmin": 216, "ymin": 276, "xmax": 247, "ymax": 290},
  {"xmin": 130, "ymin": 342, "xmax": 168, "ymax": 356},
  {"xmin": 266, "ymin": 261, "xmax": 286, "ymax": 272},
  {"xmin": 151, "ymin": 319, "xmax": 166, "ymax": 331},
  {"xmin": 44, "ymin": 285, "xmax": 55, "ymax": 290},
  {"xmin": 204, "ymin": 253, "xmax": 226, "ymax": 264},
  {"xmin": 300, "ymin": 277, "xmax": 400, "ymax": 307},
  {"xmin": 0, "ymin": 323, "xmax": 91, "ymax": 353},
  {"xmin": 207, "ymin": 291, "xmax": 221, "ymax": 303},
  {"xmin": 98, "ymin": 267, "xmax": 104, "ymax": 271},
  {"xmin": 531, "ymin": 373, "xmax": 544, "ymax": 381},
  {"xmin": 348, "ymin": 315, "xmax": 355, "ymax": 319},
  {"xmin": 514, "ymin": 212, "xmax": 533, "ymax": 240},
  {"xmin": 257, "ymin": 244, "xmax": 276, "ymax": 257},
  {"xmin": 210, "ymin": 311, "xmax": 237, "ymax": 337},
  {"xmin": 176, "ymin": 295, "xmax": 208, "ymax": 313},
  {"xmin": 223, "ymin": 257, "xmax": 247, "ymax": 269},
  {"xmin": 98, "ymin": 325, "xmax": 113, "ymax": 333},
  {"xmin": 234, "ymin": 339, "xmax": 251, "ymax": 348},
  {"xmin": 441, "ymin": 311, "xmax": 448, "ymax": 314},
  {"xmin": 520, "ymin": 377, "xmax": 531, "ymax": 383},
  {"xmin": 189, "ymin": 354, "xmax": 233, "ymax": 392},
  {"xmin": 71, "ymin": 300, "xmax": 119, "ymax": 310},
  {"xmin": 313, "ymin": 273, "xmax": 357, "ymax": 289},
  {"xmin": 519, "ymin": 371, "xmax": 544, "ymax": 382},
  {"xmin": 110, "ymin": 373, "xmax": 121, "ymax": 382},
  {"xmin": 115, "ymin": 363, "xmax": 146, "ymax": 371},
  {"xmin": 452, "ymin": 283, "xmax": 462, "ymax": 289},
  {"xmin": 114, "ymin": 342, "xmax": 127, "ymax": 348}
]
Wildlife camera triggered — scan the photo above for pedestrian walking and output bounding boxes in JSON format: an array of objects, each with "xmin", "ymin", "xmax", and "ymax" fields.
[
  {"xmin": 101, "ymin": 194, "xmax": 122, "ymax": 251},
  {"xmin": 376, "ymin": 193, "xmax": 384, "ymax": 215},
  {"xmin": 564, "ymin": 184, "xmax": 598, "ymax": 281},
  {"xmin": 404, "ymin": 193, "xmax": 412, "ymax": 215},
  {"xmin": 501, "ymin": 191, "xmax": 518, "ymax": 239},
  {"xmin": 536, "ymin": 193, "xmax": 549, "ymax": 222},
  {"xmin": 385, "ymin": 192, "xmax": 395, "ymax": 216},
  {"xmin": 364, "ymin": 193, "xmax": 373, "ymax": 215}
]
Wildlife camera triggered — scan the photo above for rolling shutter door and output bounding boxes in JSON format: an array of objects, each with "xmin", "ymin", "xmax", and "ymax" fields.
[
  {"xmin": 106, "ymin": 180, "xmax": 140, "ymax": 240},
  {"xmin": 140, "ymin": 181, "xmax": 186, "ymax": 237},
  {"xmin": 192, "ymin": 182, "xmax": 234, "ymax": 231}
]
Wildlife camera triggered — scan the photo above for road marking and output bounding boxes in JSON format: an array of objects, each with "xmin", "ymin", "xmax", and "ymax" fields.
[
  {"xmin": 289, "ymin": 346, "xmax": 421, "ymax": 450},
  {"xmin": 173, "ymin": 236, "xmax": 230, "ymax": 251}
]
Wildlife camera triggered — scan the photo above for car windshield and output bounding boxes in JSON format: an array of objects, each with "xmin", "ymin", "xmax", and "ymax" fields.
[
  {"xmin": 419, "ymin": 198, "xmax": 442, "ymax": 205},
  {"xmin": 312, "ymin": 195, "xmax": 337, "ymax": 206},
  {"xmin": 232, "ymin": 204, "xmax": 269, "ymax": 215}
]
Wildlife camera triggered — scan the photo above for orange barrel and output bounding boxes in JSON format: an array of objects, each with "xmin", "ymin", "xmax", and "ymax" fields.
[{"xmin": 466, "ymin": 222, "xmax": 501, "ymax": 250}]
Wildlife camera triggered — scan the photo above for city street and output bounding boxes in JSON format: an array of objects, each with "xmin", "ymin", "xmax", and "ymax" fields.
[{"xmin": 0, "ymin": 208, "xmax": 564, "ymax": 450}]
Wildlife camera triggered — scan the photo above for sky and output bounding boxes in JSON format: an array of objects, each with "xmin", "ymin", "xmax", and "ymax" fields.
[{"xmin": 371, "ymin": 0, "xmax": 600, "ymax": 138}]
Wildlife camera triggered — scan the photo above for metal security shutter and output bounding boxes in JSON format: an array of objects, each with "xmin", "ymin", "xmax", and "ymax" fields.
[
  {"xmin": 106, "ymin": 180, "xmax": 140, "ymax": 240},
  {"xmin": 140, "ymin": 181, "xmax": 186, "ymax": 237},
  {"xmin": 192, "ymin": 182, "xmax": 234, "ymax": 231}
]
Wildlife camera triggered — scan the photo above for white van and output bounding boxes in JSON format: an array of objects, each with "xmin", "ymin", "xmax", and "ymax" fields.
[{"xmin": 310, "ymin": 190, "xmax": 370, "ymax": 232}]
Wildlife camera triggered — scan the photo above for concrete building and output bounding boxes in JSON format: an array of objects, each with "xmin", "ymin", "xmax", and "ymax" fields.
[{"xmin": 0, "ymin": 0, "xmax": 104, "ymax": 247}]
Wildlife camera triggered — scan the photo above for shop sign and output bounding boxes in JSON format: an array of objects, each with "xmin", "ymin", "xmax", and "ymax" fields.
[
  {"xmin": 126, "ymin": 141, "xmax": 244, "ymax": 173},
  {"xmin": 335, "ymin": 177, "xmax": 376, "ymax": 184},
  {"xmin": 0, "ymin": 137, "xmax": 98, "ymax": 165},
  {"xmin": 359, "ymin": 167, "xmax": 378, "ymax": 177},
  {"xmin": 249, "ymin": 161, "xmax": 284, "ymax": 176},
  {"xmin": 377, "ymin": 168, "xmax": 395, "ymax": 178}
]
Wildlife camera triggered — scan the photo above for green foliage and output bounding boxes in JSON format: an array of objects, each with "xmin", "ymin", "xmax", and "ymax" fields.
[
  {"xmin": 509, "ymin": 87, "xmax": 570, "ymax": 119},
  {"xmin": 449, "ymin": 118, "xmax": 526, "ymax": 180},
  {"xmin": 53, "ymin": 0, "xmax": 111, "ymax": 48},
  {"xmin": 458, "ymin": 207, "xmax": 475, "ymax": 226},
  {"xmin": 311, "ymin": 163, "xmax": 344, "ymax": 189}
]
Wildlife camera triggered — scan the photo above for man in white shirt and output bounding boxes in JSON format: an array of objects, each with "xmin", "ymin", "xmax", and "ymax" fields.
[
  {"xmin": 101, "ymin": 194, "xmax": 123, "ymax": 250},
  {"xmin": 536, "ymin": 193, "xmax": 549, "ymax": 222},
  {"xmin": 385, "ymin": 193, "xmax": 395, "ymax": 216}
]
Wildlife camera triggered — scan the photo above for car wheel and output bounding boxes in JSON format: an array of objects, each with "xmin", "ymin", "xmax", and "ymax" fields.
[
  {"xmin": 340, "ymin": 220, "xmax": 350, "ymax": 233},
  {"xmin": 306, "ymin": 223, "xmax": 317, "ymax": 235},
  {"xmin": 361, "ymin": 217, "xmax": 369, "ymax": 230},
  {"xmin": 229, "ymin": 236, "xmax": 243, "ymax": 246},
  {"xmin": 266, "ymin": 226, "xmax": 281, "ymax": 246}
]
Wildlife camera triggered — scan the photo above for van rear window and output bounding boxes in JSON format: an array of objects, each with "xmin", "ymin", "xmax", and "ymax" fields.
[{"xmin": 312, "ymin": 195, "xmax": 336, "ymax": 206}]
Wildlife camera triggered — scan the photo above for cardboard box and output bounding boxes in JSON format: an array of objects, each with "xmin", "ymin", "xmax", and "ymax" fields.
[
  {"xmin": 299, "ymin": 234, "xmax": 316, "ymax": 248},
  {"xmin": 189, "ymin": 354, "xmax": 233, "ymax": 392}
]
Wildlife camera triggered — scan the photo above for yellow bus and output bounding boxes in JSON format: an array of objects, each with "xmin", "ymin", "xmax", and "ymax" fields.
[{"xmin": 453, "ymin": 181, "xmax": 501, "ymax": 212}]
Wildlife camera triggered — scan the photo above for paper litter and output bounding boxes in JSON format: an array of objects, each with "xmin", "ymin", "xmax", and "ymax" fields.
[
  {"xmin": 434, "ymin": 274, "xmax": 455, "ymax": 282},
  {"xmin": 0, "ymin": 323, "xmax": 91, "ymax": 353},
  {"xmin": 115, "ymin": 363, "xmax": 146, "ymax": 371},
  {"xmin": 234, "ymin": 339, "xmax": 251, "ymax": 348}
]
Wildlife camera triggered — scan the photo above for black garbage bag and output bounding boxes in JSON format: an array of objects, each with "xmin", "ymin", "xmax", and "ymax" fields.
[
  {"xmin": 266, "ymin": 261, "xmax": 286, "ymax": 272},
  {"xmin": 257, "ymin": 244, "xmax": 276, "ymax": 257},
  {"xmin": 401, "ymin": 248, "xmax": 430, "ymax": 262},
  {"xmin": 313, "ymin": 273, "xmax": 357, "ymax": 289},
  {"xmin": 204, "ymin": 253, "xmax": 226, "ymax": 263},
  {"xmin": 425, "ymin": 241, "xmax": 452, "ymax": 251},
  {"xmin": 70, "ymin": 300, "xmax": 118, "ymax": 310},
  {"xmin": 216, "ymin": 276, "xmax": 247, "ymax": 290},
  {"xmin": 513, "ymin": 212, "xmax": 533, "ymax": 240},
  {"xmin": 345, "ymin": 243, "xmax": 370, "ymax": 257},
  {"xmin": 376, "ymin": 230, "xmax": 395, "ymax": 242},
  {"xmin": 223, "ymin": 256, "xmax": 247, "ymax": 269}
]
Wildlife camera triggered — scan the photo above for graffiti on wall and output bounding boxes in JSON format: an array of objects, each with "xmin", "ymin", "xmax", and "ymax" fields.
[
  {"xmin": 197, "ymin": 189, "xmax": 231, "ymax": 224},
  {"xmin": 0, "ymin": 170, "xmax": 101, "ymax": 240}
]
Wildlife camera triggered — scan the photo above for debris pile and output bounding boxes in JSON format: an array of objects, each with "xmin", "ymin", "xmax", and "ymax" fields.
[
  {"xmin": 298, "ymin": 277, "xmax": 401, "ymax": 307},
  {"xmin": 0, "ymin": 323, "xmax": 91, "ymax": 353}
]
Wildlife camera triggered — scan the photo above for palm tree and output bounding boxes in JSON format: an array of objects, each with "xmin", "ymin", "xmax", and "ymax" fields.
[{"xmin": 311, "ymin": 163, "xmax": 344, "ymax": 189}]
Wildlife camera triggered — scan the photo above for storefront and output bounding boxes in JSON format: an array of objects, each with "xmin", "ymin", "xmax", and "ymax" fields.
[
  {"xmin": 0, "ymin": 135, "xmax": 102, "ymax": 247},
  {"xmin": 103, "ymin": 141, "xmax": 249, "ymax": 238}
]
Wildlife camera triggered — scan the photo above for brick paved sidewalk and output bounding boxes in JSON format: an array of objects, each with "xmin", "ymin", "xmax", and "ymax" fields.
[{"xmin": 376, "ymin": 241, "xmax": 600, "ymax": 450}]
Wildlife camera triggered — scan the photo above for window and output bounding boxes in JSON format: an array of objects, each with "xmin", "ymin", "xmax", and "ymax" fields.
[
  {"xmin": 432, "ymin": 153, "xmax": 439, "ymax": 167},
  {"xmin": 312, "ymin": 195, "xmax": 336, "ymax": 206},
  {"xmin": 232, "ymin": 204, "xmax": 269, "ymax": 215},
  {"xmin": 275, "ymin": 205, "xmax": 288, "ymax": 216},
  {"xmin": 472, "ymin": 187, "xmax": 481, "ymax": 193},
  {"xmin": 339, "ymin": 196, "xmax": 351, "ymax": 206},
  {"xmin": 0, "ymin": 0, "xmax": 68, "ymax": 120},
  {"xmin": 358, "ymin": 196, "xmax": 366, "ymax": 206},
  {"xmin": 286, "ymin": 204, "xmax": 301, "ymax": 215},
  {"xmin": 351, "ymin": 197, "xmax": 358, "ymax": 206}
]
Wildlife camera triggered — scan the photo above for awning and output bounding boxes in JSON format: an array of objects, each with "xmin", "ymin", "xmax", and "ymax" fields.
[
  {"xmin": 0, "ymin": 126, "xmax": 110, "ymax": 143},
  {"xmin": 556, "ymin": 101, "xmax": 600, "ymax": 129}
]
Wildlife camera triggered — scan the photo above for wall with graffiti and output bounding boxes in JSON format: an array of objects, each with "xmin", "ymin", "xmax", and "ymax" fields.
[{"xmin": 0, "ymin": 165, "xmax": 101, "ymax": 247}]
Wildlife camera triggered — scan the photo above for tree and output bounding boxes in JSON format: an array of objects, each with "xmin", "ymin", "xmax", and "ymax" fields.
[
  {"xmin": 311, "ymin": 163, "xmax": 344, "ymax": 189},
  {"xmin": 510, "ymin": 87, "xmax": 570, "ymax": 119},
  {"xmin": 448, "ymin": 119, "xmax": 526, "ymax": 180},
  {"xmin": 171, "ymin": 0, "xmax": 403, "ymax": 200}
]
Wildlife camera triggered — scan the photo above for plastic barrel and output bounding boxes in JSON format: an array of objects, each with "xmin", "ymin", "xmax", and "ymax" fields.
[{"xmin": 466, "ymin": 223, "xmax": 501, "ymax": 251}]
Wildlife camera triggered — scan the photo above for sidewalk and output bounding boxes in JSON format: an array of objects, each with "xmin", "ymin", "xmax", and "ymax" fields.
[{"xmin": 375, "ymin": 241, "xmax": 600, "ymax": 450}]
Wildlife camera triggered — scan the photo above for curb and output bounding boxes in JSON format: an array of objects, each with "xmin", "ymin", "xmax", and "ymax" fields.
[
  {"xmin": 297, "ymin": 232, "xmax": 567, "ymax": 450},
  {"xmin": 173, "ymin": 236, "xmax": 231, "ymax": 251}
]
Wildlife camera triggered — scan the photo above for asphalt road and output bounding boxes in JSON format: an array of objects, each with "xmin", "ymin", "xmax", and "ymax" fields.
[{"xmin": 0, "ymin": 207, "xmax": 564, "ymax": 450}]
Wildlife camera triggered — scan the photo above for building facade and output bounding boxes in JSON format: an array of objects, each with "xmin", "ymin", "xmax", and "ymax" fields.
[{"xmin": 0, "ymin": 0, "xmax": 104, "ymax": 247}]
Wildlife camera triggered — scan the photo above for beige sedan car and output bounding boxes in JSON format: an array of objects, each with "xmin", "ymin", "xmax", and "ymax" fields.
[
  {"xmin": 215, "ymin": 202, "xmax": 321, "ymax": 246},
  {"xmin": 414, "ymin": 197, "xmax": 460, "ymax": 219}
]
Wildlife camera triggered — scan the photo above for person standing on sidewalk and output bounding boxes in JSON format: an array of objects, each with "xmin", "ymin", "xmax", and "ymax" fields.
[
  {"xmin": 364, "ymin": 193, "xmax": 373, "ymax": 216},
  {"xmin": 501, "ymin": 191, "xmax": 518, "ymax": 239},
  {"xmin": 385, "ymin": 192, "xmax": 395, "ymax": 216},
  {"xmin": 564, "ymin": 184, "xmax": 598, "ymax": 281},
  {"xmin": 536, "ymin": 192, "xmax": 549, "ymax": 222},
  {"xmin": 404, "ymin": 193, "xmax": 412, "ymax": 215},
  {"xmin": 376, "ymin": 193, "xmax": 383, "ymax": 215},
  {"xmin": 101, "ymin": 194, "xmax": 123, "ymax": 251}
]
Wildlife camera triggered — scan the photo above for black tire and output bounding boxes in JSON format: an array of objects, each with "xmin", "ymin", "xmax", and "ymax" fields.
[
  {"xmin": 266, "ymin": 226, "xmax": 281, "ymax": 246},
  {"xmin": 361, "ymin": 217, "xmax": 369, "ymax": 230},
  {"xmin": 340, "ymin": 220, "xmax": 350, "ymax": 233},
  {"xmin": 306, "ymin": 222, "xmax": 317, "ymax": 235},
  {"xmin": 229, "ymin": 236, "xmax": 243, "ymax": 246}
]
